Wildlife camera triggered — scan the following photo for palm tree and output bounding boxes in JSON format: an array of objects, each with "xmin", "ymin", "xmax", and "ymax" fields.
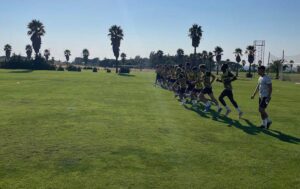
[
  {"xmin": 246, "ymin": 45, "xmax": 256, "ymax": 77},
  {"xmin": 108, "ymin": 25, "xmax": 124, "ymax": 73},
  {"xmin": 64, "ymin": 49, "xmax": 71, "ymax": 63},
  {"xmin": 188, "ymin": 24, "xmax": 203, "ymax": 56},
  {"xmin": 201, "ymin": 50, "xmax": 208, "ymax": 66},
  {"xmin": 214, "ymin": 46, "xmax": 223, "ymax": 75},
  {"xmin": 82, "ymin": 49, "xmax": 89, "ymax": 65},
  {"xmin": 176, "ymin": 48, "xmax": 184, "ymax": 64},
  {"xmin": 4, "ymin": 44, "xmax": 12, "ymax": 61},
  {"xmin": 208, "ymin": 52, "xmax": 214, "ymax": 72},
  {"xmin": 290, "ymin": 60, "xmax": 294, "ymax": 72},
  {"xmin": 234, "ymin": 48, "xmax": 243, "ymax": 76},
  {"xmin": 44, "ymin": 49, "xmax": 50, "ymax": 61},
  {"xmin": 121, "ymin": 53, "xmax": 126, "ymax": 65},
  {"xmin": 25, "ymin": 45, "xmax": 33, "ymax": 60},
  {"xmin": 27, "ymin": 20, "xmax": 46, "ymax": 57},
  {"xmin": 157, "ymin": 50, "xmax": 164, "ymax": 64}
]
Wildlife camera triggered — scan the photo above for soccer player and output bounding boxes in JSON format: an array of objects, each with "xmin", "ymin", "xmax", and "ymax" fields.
[
  {"xmin": 217, "ymin": 64, "xmax": 243, "ymax": 118},
  {"xmin": 176, "ymin": 73, "xmax": 188, "ymax": 105},
  {"xmin": 199, "ymin": 65, "xmax": 222, "ymax": 113},
  {"xmin": 251, "ymin": 66, "xmax": 272, "ymax": 129}
]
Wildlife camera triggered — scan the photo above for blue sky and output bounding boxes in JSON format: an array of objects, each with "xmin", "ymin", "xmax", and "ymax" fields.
[{"xmin": 0, "ymin": 0, "xmax": 299, "ymax": 62}]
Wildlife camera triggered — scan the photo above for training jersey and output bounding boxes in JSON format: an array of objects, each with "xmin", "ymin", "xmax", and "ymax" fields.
[
  {"xmin": 186, "ymin": 70, "xmax": 195, "ymax": 82},
  {"xmin": 177, "ymin": 77, "xmax": 187, "ymax": 88},
  {"xmin": 220, "ymin": 71, "xmax": 236, "ymax": 90},
  {"xmin": 258, "ymin": 75, "xmax": 272, "ymax": 97},
  {"xmin": 194, "ymin": 72, "xmax": 203, "ymax": 89},
  {"xmin": 203, "ymin": 72, "xmax": 215, "ymax": 88}
]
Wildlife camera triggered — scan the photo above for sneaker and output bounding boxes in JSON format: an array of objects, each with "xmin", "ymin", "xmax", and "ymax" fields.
[
  {"xmin": 225, "ymin": 109, "xmax": 231, "ymax": 117},
  {"xmin": 217, "ymin": 107, "xmax": 222, "ymax": 114},
  {"xmin": 204, "ymin": 103, "xmax": 211, "ymax": 113},
  {"xmin": 238, "ymin": 111, "xmax": 244, "ymax": 119},
  {"xmin": 267, "ymin": 121, "xmax": 272, "ymax": 129}
]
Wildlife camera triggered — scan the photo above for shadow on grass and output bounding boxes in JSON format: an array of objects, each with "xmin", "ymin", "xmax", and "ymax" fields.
[
  {"xmin": 183, "ymin": 104, "xmax": 210, "ymax": 118},
  {"xmin": 215, "ymin": 114, "xmax": 300, "ymax": 144},
  {"xmin": 9, "ymin": 70, "xmax": 33, "ymax": 73},
  {"xmin": 118, "ymin": 73, "xmax": 135, "ymax": 77},
  {"xmin": 184, "ymin": 102, "xmax": 300, "ymax": 144}
]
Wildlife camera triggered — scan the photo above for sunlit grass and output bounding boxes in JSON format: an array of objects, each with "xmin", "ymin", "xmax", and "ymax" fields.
[{"xmin": 0, "ymin": 69, "xmax": 299, "ymax": 189}]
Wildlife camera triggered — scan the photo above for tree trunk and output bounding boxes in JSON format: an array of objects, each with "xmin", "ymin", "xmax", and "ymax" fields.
[
  {"xmin": 194, "ymin": 47, "xmax": 196, "ymax": 55},
  {"xmin": 276, "ymin": 66, "xmax": 279, "ymax": 79},
  {"xmin": 115, "ymin": 58, "xmax": 118, "ymax": 73},
  {"xmin": 216, "ymin": 62, "xmax": 219, "ymax": 75},
  {"xmin": 248, "ymin": 63, "xmax": 252, "ymax": 75},
  {"xmin": 236, "ymin": 63, "xmax": 239, "ymax": 76}
]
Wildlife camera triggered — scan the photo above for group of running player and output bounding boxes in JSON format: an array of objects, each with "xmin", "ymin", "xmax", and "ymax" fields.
[{"xmin": 155, "ymin": 63, "xmax": 273, "ymax": 129}]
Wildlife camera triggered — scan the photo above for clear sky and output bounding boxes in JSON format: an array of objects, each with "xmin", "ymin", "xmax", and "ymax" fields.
[{"xmin": 0, "ymin": 0, "xmax": 299, "ymax": 62}]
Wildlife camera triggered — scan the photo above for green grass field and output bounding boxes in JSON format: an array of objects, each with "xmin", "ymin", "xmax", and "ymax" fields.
[{"xmin": 0, "ymin": 69, "xmax": 299, "ymax": 189}]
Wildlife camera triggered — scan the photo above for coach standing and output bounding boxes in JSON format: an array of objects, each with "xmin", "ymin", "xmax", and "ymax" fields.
[{"xmin": 251, "ymin": 66, "xmax": 273, "ymax": 129}]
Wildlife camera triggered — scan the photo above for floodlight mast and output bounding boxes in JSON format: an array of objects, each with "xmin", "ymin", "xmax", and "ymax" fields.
[{"xmin": 253, "ymin": 40, "xmax": 265, "ymax": 66}]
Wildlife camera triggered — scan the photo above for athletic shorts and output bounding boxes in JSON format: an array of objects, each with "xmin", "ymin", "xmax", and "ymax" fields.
[
  {"xmin": 202, "ymin": 87, "xmax": 213, "ymax": 94},
  {"xmin": 259, "ymin": 97, "xmax": 271, "ymax": 109},
  {"xmin": 169, "ymin": 79, "xmax": 176, "ymax": 84},
  {"xmin": 220, "ymin": 89, "xmax": 233, "ymax": 97},
  {"xmin": 179, "ymin": 87, "xmax": 186, "ymax": 94},
  {"xmin": 187, "ymin": 84, "xmax": 195, "ymax": 91},
  {"xmin": 192, "ymin": 88, "xmax": 202, "ymax": 94}
]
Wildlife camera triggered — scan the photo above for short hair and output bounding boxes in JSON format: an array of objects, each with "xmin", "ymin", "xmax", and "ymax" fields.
[
  {"xmin": 199, "ymin": 65, "xmax": 206, "ymax": 69},
  {"xmin": 258, "ymin": 66, "xmax": 266, "ymax": 71}
]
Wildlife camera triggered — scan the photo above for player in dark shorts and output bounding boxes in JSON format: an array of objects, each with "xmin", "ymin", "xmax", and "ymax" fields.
[
  {"xmin": 176, "ymin": 73, "xmax": 187, "ymax": 105},
  {"xmin": 190, "ymin": 67, "xmax": 200, "ymax": 104},
  {"xmin": 251, "ymin": 66, "xmax": 273, "ymax": 129},
  {"xmin": 199, "ymin": 65, "xmax": 222, "ymax": 113},
  {"xmin": 217, "ymin": 64, "xmax": 243, "ymax": 118}
]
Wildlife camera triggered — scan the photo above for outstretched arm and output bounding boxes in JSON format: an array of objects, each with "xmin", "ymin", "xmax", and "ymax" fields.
[{"xmin": 251, "ymin": 84, "xmax": 259, "ymax": 99}]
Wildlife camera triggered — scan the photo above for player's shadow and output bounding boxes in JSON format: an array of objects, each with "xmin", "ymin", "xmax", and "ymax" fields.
[
  {"xmin": 184, "ymin": 105, "xmax": 300, "ymax": 144},
  {"xmin": 215, "ymin": 115, "xmax": 300, "ymax": 144},
  {"xmin": 183, "ymin": 104, "xmax": 210, "ymax": 118}
]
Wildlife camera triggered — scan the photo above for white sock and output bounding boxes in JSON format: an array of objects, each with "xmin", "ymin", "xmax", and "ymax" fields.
[
  {"xmin": 267, "ymin": 117, "xmax": 271, "ymax": 122},
  {"xmin": 263, "ymin": 119, "xmax": 268, "ymax": 127},
  {"xmin": 217, "ymin": 105, "xmax": 221, "ymax": 109},
  {"xmin": 236, "ymin": 107, "xmax": 242, "ymax": 113},
  {"xmin": 225, "ymin": 106, "xmax": 231, "ymax": 111}
]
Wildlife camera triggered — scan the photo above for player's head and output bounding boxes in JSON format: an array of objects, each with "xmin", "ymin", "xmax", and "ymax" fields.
[
  {"xmin": 185, "ymin": 62, "xmax": 191, "ymax": 69},
  {"xmin": 258, "ymin": 66, "xmax": 266, "ymax": 76},
  {"xmin": 221, "ymin": 64, "xmax": 229, "ymax": 73},
  {"xmin": 199, "ymin": 65, "xmax": 206, "ymax": 72}
]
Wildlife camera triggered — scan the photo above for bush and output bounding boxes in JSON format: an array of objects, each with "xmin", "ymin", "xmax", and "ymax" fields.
[
  {"xmin": 67, "ymin": 65, "xmax": 81, "ymax": 72},
  {"xmin": 83, "ymin": 66, "xmax": 93, "ymax": 70},
  {"xmin": 57, "ymin": 66, "xmax": 64, "ymax": 71},
  {"xmin": 119, "ymin": 67, "xmax": 131, "ymax": 74},
  {"xmin": 106, "ymin": 68, "xmax": 111, "ymax": 73},
  {"xmin": 0, "ymin": 55, "xmax": 56, "ymax": 70},
  {"xmin": 93, "ymin": 67, "xmax": 98, "ymax": 72},
  {"xmin": 32, "ymin": 56, "xmax": 56, "ymax": 70}
]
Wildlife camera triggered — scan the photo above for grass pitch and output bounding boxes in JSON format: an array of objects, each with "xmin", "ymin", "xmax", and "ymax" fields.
[{"xmin": 0, "ymin": 69, "xmax": 299, "ymax": 189}]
